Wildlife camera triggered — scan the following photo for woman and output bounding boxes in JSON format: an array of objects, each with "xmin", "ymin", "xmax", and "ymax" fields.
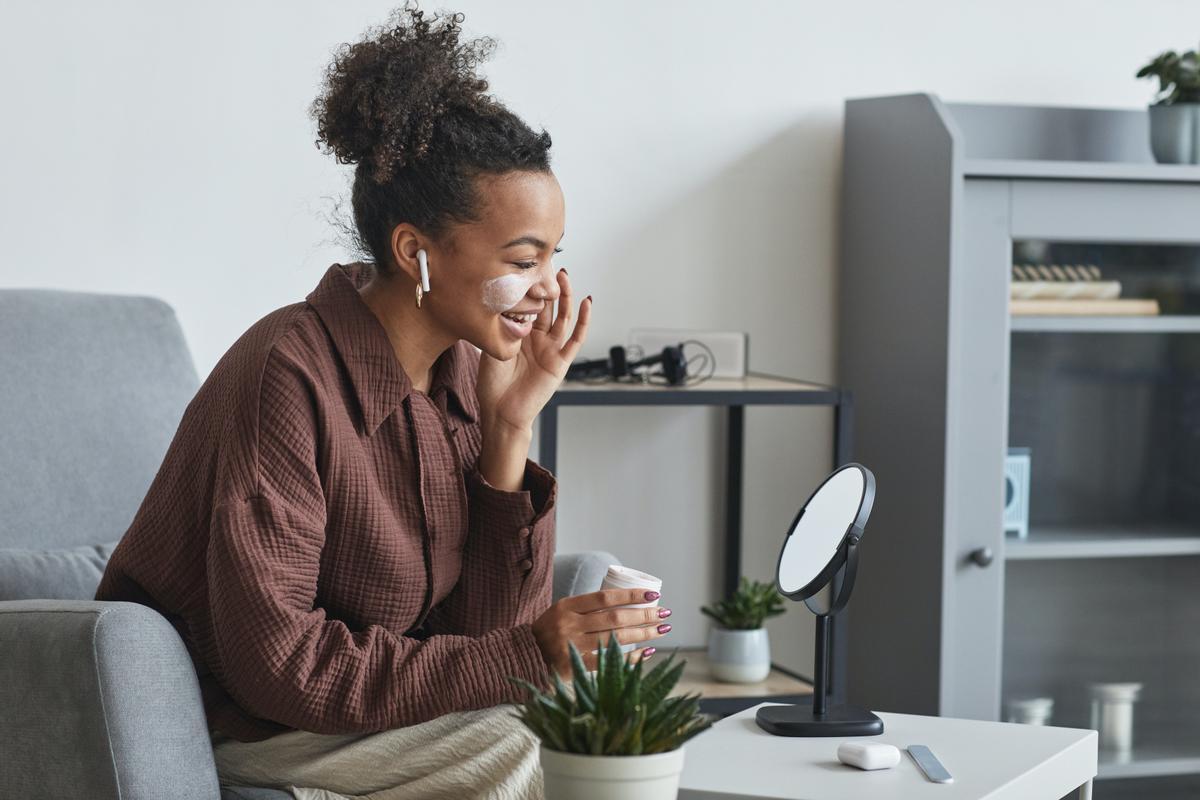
[{"xmin": 94, "ymin": 4, "xmax": 673, "ymax": 798}]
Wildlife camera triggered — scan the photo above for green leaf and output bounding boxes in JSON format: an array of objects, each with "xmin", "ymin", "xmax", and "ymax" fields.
[
  {"xmin": 551, "ymin": 671, "xmax": 574, "ymax": 711},
  {"xmin": 568, "ymin": 640, "xmax": 597, "ymax": 712},
  {"xmin": 599, "ymin": 633, "xmax": 624, "ymax": 718},
  {"xmin": 506, "ymin": 675, "xmax": 541, "ymax": 700},
  {"xmin": 641, "ymin": 652, "xmax": 686, "ymax": 711}
]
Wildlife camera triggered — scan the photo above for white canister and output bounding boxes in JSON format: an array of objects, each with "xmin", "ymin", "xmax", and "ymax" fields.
[
  {"xmin": 1006, "ymin": 697, "xmax": 1054, "ymax": 726},
  {"xmin": 1089, "ymin": 682, "xmax": 1142, "ymax": 752},
  {"xmin": 599, "ymin": 565, "xmax": 663, "ymax": 654}
]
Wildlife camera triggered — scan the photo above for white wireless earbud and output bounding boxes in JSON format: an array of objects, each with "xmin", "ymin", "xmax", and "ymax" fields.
[{"xmin": 416, "ymin": 249, "xmax": 431, "ymax": 293}]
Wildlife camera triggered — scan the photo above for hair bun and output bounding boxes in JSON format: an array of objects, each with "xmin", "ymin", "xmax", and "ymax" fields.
[{"xmin": 311, "ymin": 3, "xmax": 496, "ymax": 183}]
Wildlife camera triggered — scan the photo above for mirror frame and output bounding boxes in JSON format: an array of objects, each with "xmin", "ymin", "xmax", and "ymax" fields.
[{"xmin": 774, "ymin": 462, "xmax": 876, "ymax": 603}]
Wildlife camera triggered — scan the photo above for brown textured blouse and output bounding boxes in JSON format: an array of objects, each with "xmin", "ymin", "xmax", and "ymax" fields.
[{"xmin": 95, "ymin": 261, "xmax": 557, "ymax": 742}]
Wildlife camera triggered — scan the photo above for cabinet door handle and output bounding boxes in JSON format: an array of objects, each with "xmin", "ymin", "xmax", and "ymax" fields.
[{"xmin": 969, "ymin": 547, "xmax": 994, "ymax": 568}]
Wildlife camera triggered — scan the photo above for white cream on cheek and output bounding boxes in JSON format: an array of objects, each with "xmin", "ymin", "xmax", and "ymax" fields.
[{"xmin": 482, "ymin": 272, "xmax": 539, "ymax": 313}]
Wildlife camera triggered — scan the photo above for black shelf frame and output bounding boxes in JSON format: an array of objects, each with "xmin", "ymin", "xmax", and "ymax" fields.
[{"xmin": 538, "ymin": 371, "xmax": 855, "ymax": 704}]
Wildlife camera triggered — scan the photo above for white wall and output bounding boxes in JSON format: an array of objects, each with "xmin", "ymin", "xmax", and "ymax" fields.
[{"xmin": 5, "ymin": 0, "xmax": 1200, "ymax": 677}]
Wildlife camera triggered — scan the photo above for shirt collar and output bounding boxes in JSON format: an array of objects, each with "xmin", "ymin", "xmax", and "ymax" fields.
[{"xmin": 305, "ymin": 262, "xmax": 479, "ymax": 436}]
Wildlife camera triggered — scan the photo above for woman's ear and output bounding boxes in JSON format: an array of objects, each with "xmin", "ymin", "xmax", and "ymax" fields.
[{"xmin": 388, "ymin": 223, "xmax": 427, "ymax": 285}]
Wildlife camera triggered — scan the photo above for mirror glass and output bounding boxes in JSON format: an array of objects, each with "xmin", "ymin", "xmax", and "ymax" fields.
[{"xmin": 778, "ymin": 466, "xmax": 866, "ymax": 595}]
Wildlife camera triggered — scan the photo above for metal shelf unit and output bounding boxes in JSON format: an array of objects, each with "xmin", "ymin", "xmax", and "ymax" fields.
[{"xmin": 538, "ymin": 373, "xmax": 854, "ymax": 707}]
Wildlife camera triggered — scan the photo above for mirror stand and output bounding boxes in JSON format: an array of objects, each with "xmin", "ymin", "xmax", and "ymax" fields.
[{"xmin": 756, "ymin": 546, "xmax": 884, "ymax": 737}]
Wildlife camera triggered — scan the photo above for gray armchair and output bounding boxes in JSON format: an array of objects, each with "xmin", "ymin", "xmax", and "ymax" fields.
[{"xmin": 0, "ymin": 287, "xmax": 617, "ymax": 800}]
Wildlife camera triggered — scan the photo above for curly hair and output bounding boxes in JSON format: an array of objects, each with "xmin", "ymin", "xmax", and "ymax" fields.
[{"xmin": 310, "ymin": 1, "xmax": 553, "ymax": 272}]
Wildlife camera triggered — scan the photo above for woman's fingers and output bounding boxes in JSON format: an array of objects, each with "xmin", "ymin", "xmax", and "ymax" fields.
[
  {"xmin": 548, "ymin": 269, "xmax": 572, "ymax": 341},
  {"xmin": 580, "ymin": 646, "xmax": 655, "ymax": 672},
  {"xmin": 533, "ymin": 298, "xmax": 553, "ymax": 333},
  {"xmin": 532, "ymin": 269, "xmax": 555, "ymax": 333},
  {"xmin": 571, "ymin": 619, "xmax": 669, "ymax": 657},
  {"xmin": 580, "ymin": 605, "xmax": 669, "ymax": 633},
  {"xmin": 562, "ymin": 588, "xmax": 658, "ymax": 614},
  {"xmin": 560, "ymin": 295, "xmax": 591, "ymax": 363}
]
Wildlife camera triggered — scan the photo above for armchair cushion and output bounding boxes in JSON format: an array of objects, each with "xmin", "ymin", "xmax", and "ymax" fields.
[{"xmin": 0, "ymin": 542, "xmax": 117, "ymax": 601}]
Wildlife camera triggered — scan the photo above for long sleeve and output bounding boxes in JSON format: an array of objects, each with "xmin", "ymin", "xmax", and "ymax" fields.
[
  {"xmin": 204, "ymin": 349, "xmax": 552, "ymax": 735},
  {"xmin": 423, "ymin": 460, "xmax": 557, "ymax": 638}
]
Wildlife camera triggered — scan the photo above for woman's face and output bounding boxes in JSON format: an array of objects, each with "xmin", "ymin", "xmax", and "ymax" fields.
[{"xmin": 417, "ymin": 170, "xmax": 566, "ymax": 360}]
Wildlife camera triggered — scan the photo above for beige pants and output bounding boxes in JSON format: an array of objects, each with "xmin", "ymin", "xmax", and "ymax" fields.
[{"xmin": 211, "ymin": 704, "xmax": 543, "ymax": 800}]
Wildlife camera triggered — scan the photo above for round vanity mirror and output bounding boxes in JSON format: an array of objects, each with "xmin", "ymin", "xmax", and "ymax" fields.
[
  {"xmin": 756, "ymin": 462, "xmax": 883, "ymax": 737},
  {"xmin": 777, "ymin": 465, "xmax": 872, "ymax": 601}
]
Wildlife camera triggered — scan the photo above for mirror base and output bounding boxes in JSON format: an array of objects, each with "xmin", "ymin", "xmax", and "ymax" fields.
[{"xmin": 755, "ymin": 703, "xmax": 884, "ymax": 737}]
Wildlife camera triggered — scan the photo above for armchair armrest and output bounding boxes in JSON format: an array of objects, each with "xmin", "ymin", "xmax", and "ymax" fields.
[
  {"xmin": 553, "ymin": 550, "xmax": 621, "ymax": 602},
  {"xmin": 0, "ymin": 599, "xmax": 220, "ymax": 800}
]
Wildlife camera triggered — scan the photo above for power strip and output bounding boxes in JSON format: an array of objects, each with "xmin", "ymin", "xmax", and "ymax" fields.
[{"xmin": 627, "ymin": 328, "xmax": 748, "ymax": 379}]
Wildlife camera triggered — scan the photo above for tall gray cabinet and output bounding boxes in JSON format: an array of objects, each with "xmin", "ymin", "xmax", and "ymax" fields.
[{"xmin": 839, "ymin": 93, "xmax": 1200, "ymax": 798}]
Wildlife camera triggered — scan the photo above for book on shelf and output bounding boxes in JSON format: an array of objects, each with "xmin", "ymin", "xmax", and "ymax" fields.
[
  {"xmin": 1010, "ymin": 298, "xmax": 1161, "ymax": 316},
  {"xmin": 1010, "ymin": 264, "xmax": 1160, "ymax": 316}
]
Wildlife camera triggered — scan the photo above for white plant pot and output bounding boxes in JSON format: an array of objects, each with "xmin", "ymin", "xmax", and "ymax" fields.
[
  {"xmin": 707, "ymin": 627, "xmax": 770, "ymax": 683},
  {"xmin": 540, "ymin": 744, "xmax": 686, "ymax": 800}
]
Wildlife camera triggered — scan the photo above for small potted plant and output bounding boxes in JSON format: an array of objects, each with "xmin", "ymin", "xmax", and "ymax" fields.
[
  {"xmin": 1137, "ymin": 45, "xmax": 1200, "ymax": 163},
  {"xmin": 700, "ymin": 577, "xmax": 785, "ymax": 683},
  {"xmin": 508, "ymin": 633, "xmax": 714, "ymax": 800}
]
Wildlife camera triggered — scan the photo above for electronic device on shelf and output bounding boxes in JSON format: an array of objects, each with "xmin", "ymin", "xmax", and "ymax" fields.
[
  {"xmin": 565, "ymin": 341, "xmax": 716, "ymax": 387},
  {"xmin": 1004, "ymin": 447, "xmax": 1031, "ymax": 539},
  {"xmin": 628, "ymin": 329, "xmax": 747, "ymax": 379}
]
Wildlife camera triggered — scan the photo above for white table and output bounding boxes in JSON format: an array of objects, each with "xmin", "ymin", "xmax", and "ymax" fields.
[{"xmin": 678, "ymin": 703, "xmax": 1097, "ymax": 800}]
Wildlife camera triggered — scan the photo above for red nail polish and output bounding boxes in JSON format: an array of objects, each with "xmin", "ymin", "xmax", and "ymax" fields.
[
  {"xmin": 644, "ymin": 647, "xmax": 657, "ymax": 656},
  {"xmin": 658, "ymin": 608, "xmax": 672, "ymax": 618},
  {"xmin": 657, "ymin": 623, "xmax": 672, "ymax": 634},
  {"xmin": 586, "ymin": 294, "xmax": 593, "ymax": 303},
  {"xmin": 644, "ymin": 590, "xmax": 660, "ymax": 601}
]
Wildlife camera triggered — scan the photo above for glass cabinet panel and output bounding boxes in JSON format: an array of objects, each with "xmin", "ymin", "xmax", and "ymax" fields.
[{"xmin": 1004, "ymin": 239, "xmax": 1200, "ymax": 785}]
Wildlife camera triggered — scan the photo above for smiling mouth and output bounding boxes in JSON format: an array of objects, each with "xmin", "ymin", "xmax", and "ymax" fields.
[{"xmin": 501, "ymin": 311, "xmax": 537, "ymax": 324}]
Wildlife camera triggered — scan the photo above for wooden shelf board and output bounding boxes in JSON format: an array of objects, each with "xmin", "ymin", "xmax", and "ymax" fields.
[
  {"xmin": 554, "ymin": 372, "xmax": 833, "ymax": 395},
  {"xmin": 1011, "ymin": 315, "xmax": 1200, "ymax": 333},
  {"xmin": 666, "ymin": 647, "xmax": 813, "ymax": 700},
  {"xmin": 1005, "ymin": 524, "xmax": 1200, "ymax": 560}
]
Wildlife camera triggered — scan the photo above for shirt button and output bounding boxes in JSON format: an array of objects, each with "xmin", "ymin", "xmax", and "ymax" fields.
[
  {"xmin": 519, "ymin": 527, "xmax": 531, "ymax": 539},
  {"xmin": 519, "ymin": 558, "xmax": 534, "ymax": 571}
]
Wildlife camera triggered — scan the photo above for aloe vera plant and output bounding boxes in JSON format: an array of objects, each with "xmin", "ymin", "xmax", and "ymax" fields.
[
  {"xmin": 507, "ymin": 633, "xmax": 714, "ymax": 756},
  {"xmin": 700, "ymin": 576, "xmax": 786, "ymax": 630}
]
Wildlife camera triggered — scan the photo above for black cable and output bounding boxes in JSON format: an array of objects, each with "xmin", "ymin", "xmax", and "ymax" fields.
[
  {"xmin": 680, "ymin": 339, "xmax": 716, "ymax": 386},
  {"xmin": 564, "ymin": 340, "xmax": 719, "ymax": 387},
  {"xmin": 620, "ymin": 340, "xmax": 717, "ymax": 386}
]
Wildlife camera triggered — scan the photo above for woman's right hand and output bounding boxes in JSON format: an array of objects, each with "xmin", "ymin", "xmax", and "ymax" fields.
[{"xmin": 530, "ymin": 588, "xmax": 673, "ymax": 677}]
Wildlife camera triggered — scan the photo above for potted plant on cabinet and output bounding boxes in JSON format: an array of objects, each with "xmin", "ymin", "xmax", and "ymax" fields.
[
  {"xmin": 1138, "ymin": 44, "xmax": 1200, "ymax": 163},
  {"xmin": 508, "ymin": 634, "xmax": 714, "ymax": 800},
  {"xmin": 700, "ymin": 577, "xmax": 786, "ymax": 683}
]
